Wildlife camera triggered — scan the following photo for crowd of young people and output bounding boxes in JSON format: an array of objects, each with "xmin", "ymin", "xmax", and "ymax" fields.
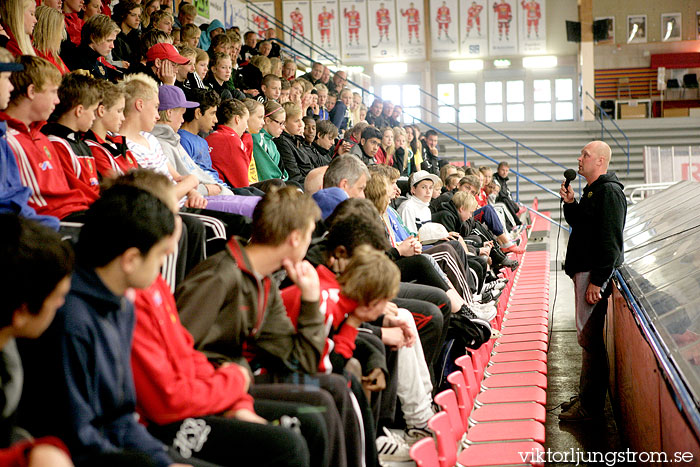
[{"xmin": 0, "ymin": 1, "xmax": 528, "ymax": 465}]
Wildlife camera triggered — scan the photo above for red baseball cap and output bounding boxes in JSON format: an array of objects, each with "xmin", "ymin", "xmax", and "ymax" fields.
[{"xmin": 146, "ymin": 43, "xmax": 190, "ymax": 65}]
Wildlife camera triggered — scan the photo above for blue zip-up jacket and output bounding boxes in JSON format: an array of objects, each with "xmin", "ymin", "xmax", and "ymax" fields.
[
  {"xmin": 17, "ymin": 266, "xmax": 172, "ymax": 466},
  {"xmin": 0, "ymin": 121, "xmax": 60, "ymax": 230},
  {"xmin": 178, "ymin": 128, "xmax": 229, "ymax": 187}
]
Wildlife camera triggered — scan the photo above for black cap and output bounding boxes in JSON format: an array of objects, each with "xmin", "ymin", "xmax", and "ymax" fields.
[{"xmin": 0, "ymin": 61, "xmax": 24, "ymax": 72}]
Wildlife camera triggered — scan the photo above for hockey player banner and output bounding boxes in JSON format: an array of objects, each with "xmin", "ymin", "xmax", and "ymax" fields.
[
  {"xmin": 430, "ymin": 0, "xmax": 459, "ymax": 58},
  {"xmin": 518, "ymin": 0, "xmax": 545, "ymax": 54},
  {"xmin": 459, "ymin": 0, "xmax": 488, "ymax": 57},
  {"xmin": 339, "ymin": 0, "xmax": 370, "ymax": 63},
  {"xmin": 247, "ymin": 1, "xmax": 275, "ymax": 38},
  {"xmin": 222, "ymin": 0, "xmax": 247, "ymax": 30},
  {"xmin": 488, "ymin": 0, "xmax": 517, "ymax": 56},
  {"xmin": 367, "ymin": 0, "xmax": 398, "ymax": 60},
  {"xmin": 283, "ymin": 1, "xmax": 311, "ymax": 48},
  {"xmin": 397, "ymin": 1, "xmax": 425, "ymax": 59},
  {"xmin": 312, "ymin": 0, "xmax": 341, "ymax": 61}
]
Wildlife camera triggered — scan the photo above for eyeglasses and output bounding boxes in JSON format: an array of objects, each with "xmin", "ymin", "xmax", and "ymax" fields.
[{"xmin": 268, "ymin": 118, "xmax": 285, "ymax": 126}]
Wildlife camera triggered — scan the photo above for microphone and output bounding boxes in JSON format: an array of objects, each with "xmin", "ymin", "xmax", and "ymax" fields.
[{"xmin": 563, "ymin": 169, "xmax": 576, "ymax": 189}]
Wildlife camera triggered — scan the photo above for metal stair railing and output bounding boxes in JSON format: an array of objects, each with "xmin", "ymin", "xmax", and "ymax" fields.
[
  {"xmin": 266, "ymin": 39, "xmax": 570, "ymax": 230},
  {"xmin": 243, "ymin": 0, "xmax": 341, "ymax": 67},
  {"xmin": 418, "ymin": 87, "xmax": 584, "ymax": 198},
  {"xmin": 584, "ymin": 91, "xmax": 631, "ymax": 175},
  {"xmin": 412, "ymin": 103, "xmax": 576, "ymax": 201},
  {"xmin": 345, "ymin": 79, "xmax": 569, "ymax": 222}
]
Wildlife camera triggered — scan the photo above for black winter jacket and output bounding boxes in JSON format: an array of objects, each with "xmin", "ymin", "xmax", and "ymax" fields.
[{"xmin": 564, "ymin": 172, "xmax": 626, "ymax": 287}]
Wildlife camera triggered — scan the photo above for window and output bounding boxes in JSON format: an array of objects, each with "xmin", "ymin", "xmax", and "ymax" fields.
[
  {"xmin": 484, "ymin": 81, "xmax": 503, "ymax": 104},
  {"xmin": 533, "ymin": 79, "xmax": 551, "ymax": 102},
  {"xmin": 507, "ymin": 104, "xmax": 525, "ymax": 122},
  {"xmin": 439, "ymin": 106, "xmax": 456, "ymax": 123},
  {"xmin": 381, "ymin": 85, "xmax": 401, "ymax": 105},
  {"xmin": 404, "ymin": 106, "xmax": 422, "ymax": 122},
  {"xmin": 402, "ymin": 84, "xmax": 421, "ymax": 122},
  {"xmin": 555, "ymin": 78, "xmax": 574, "ymax": 121},
  {"xmin": 485, "ymin": 104, "xmax": 503, "ymax": 122},
  {"xmin": 459, "ymin": 83, "xmax": 476, "ymax": 122},
  {"xmin": 459, "ymin": 106, "xmax": 477, "ymax": 123},
  {"xmin": 437, "ymin": 83, "xmax": 456, "ymax": 123},
  {"xmin": 506, "ymin": 80, "xmax": 524, "ymax": 103},
  {"xmin": 506, "ymin": 80, "xmax": 524, "ymax": 121},
  {"xmin": 459, "ymin": 83, "xmax": 476, "ymax": 105},
  {"xmin": 534, "ymin": 102, "xmax": 551, "ymax": 121}
]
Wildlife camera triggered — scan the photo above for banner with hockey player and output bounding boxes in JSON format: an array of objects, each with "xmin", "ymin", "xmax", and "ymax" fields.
[
  {"xmin": 518, "ymin": 0, "xmax": 545, "ymax": 54},
  {"xmin": 311, "ymin": 0, "xmax": 341, "ymax": 61},
  {"xmin": 430, "ymin": 0, "xmax": 459, "ymax": 58},
  {"xmin": 397, "ymin": 1, "xmax": 425, "ymax": 59},
  {"xmin": 247, "ymin": 1, "xmax": 275, "ymax": 38},
  {"xmin": 488, "ymin": 0, "xmax": 517, "ymax": 55},
  {"xmin": 282, "ymin": 1, "xmax": 311, "ymax": 48},
  {"xmin": 367, "ymin": 0, "xmax": 398, "ymax": 60},
  {"xmin": 339, "ymin": 0, "xmax": 369, "ymax": 63},
  {"xmin": 459, "ymin": 0, "xmax": 488, "ymax": 57}
]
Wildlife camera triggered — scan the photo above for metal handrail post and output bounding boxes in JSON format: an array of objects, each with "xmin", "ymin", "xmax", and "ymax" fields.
[
  {"xmin": 516, "ymin": 143, "xmax": 520, "ymax": 203},
  {"xmin": 463, "ymin": 146, "xmax": 467, "ymax": 167}
]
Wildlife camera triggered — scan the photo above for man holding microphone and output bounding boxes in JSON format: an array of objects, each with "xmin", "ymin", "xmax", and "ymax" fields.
[{"xmin": 558, "ymin": 141, "xmax": 627, "ymax": 422}]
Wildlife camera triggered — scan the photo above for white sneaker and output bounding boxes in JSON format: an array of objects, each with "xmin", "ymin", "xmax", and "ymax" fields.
[
  {"xmin": 471, "ymin": 303, "xmax": 497, "ymax": 321},
  {"xmin": 404, "ymin": 425, "xmax": 433, "ymax": 446},
  {"xmin": 376, "ymin": 427, "xmax": 411, "ymax": 462}
]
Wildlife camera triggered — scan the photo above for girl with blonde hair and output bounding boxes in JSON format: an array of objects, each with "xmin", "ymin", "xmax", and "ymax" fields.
[
  {"xmin": 0, "ymin": 0, "xmax": 37, "ymax": 56},
  {"xmin": 32, "ymin": 5, "xmax": 68, "ymax": 74}
]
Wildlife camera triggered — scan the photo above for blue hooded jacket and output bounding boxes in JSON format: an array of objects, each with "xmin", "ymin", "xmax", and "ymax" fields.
[
  {"xmin": 0, "ymin": 121, "xmax": 60, "ymax": 230},
  {"xmin": 198, "ymin": 19, "xmax": 225, "ymax": 51},
  {"xmin": 17, "ymin": 266, "xmax": 172, "ymax": 466}
]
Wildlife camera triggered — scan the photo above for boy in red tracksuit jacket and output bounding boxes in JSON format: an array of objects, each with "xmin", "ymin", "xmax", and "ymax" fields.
[
  {"xmin": 2, "ymin": 56, "xmax": 90, "ymax": 220},
  {"xmin": 84, "ymin": 80, "xmax": 140, "ymax": 177},
  {"xmin": 206, "ymin": 99, "xmax": 251, "ymax": 188},
  {"xmin": 281, "ymin": 245, "xmax": 400, "ymax": 375},
  {"xmin": 42, "ymin": 73, "xmax": 103, "ymax": 204}
]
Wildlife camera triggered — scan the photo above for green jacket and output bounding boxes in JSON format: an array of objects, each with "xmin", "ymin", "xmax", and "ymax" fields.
[{"xmin": 252, "ymin": 129, "xmax": 288, "ymax": 181}]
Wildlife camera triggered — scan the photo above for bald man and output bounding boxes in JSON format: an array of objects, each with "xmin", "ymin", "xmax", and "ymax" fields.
[
  {"xmin": 304, "ymin": 166, "xmax": 328, "ymax": 194},
  {"xmin": 327, "ymin": 70, "xmax": 347, "ymax": 94},
  {"xmin": 558, "ymin": 140, "xmax": 626, "ymax": 422}
]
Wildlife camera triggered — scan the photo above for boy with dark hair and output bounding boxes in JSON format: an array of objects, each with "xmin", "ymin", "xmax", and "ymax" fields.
[
  {"xmin": 17, "ymin": 184, "xmax": 186, "ymax": 466},
  {"xmin": 259, "ymin": 73, "xmax": 281, "ymax": 103},
  {"xmin": 176, "ymin": 185, "xmax": 325, "ymax": 373},
  {"xmin": 0, "ymin": 48, "xmax": 61, "ymax": 229},
  {"xmin": 313, "ymin": 119, "xmax": 336, "ymax": 166},
  {"xmin": 2, "ymin": 55, "xmax": 90, "ymax": 221},
  {"xmin": 179, "ymin": 88, "xmax": 225, "ymax": 183},
  {"xmin": 42, "ymin": 72, "xmax": 103, "ymax": 204},
  {"xmin": 348, "ymin": 125, "xmax": 381, "ymax": 165},
  {"xmin": 206, "ymin": 98, "xmax": 251, "ymax": 188},
  {"xmin": 0, "ymin": 214, "xmax": 74, "ymax": 467}
]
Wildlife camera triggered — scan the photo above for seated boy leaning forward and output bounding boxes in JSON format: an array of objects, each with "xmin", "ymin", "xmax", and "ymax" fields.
[
  {"xmin": 16, "ymin": 183, "xmax": 197, "ymax": 467},
  {"xmin": 175, "ymin": 185, "xmax": 326, "ymax": 374},
  {"xmin": 2, "ymin": 55, "xmax": 91, "ymax": 222},
  {"xmin": 0, "ymin": 214, "xmax": 74, "ymax": 467}
]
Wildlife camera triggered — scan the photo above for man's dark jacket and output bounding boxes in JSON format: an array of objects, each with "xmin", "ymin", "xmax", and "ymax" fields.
[{"xmin": 564, "ymin": 172, "xmax": 626, "ymax": 287}]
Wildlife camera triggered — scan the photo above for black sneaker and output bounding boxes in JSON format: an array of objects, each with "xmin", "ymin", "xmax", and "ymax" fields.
[
  {"xmin": 558, "ymin": 399, "xmax": 602, "ymax": 422},
  {"xmin": 560, "ymin": 394, "xmax": 579, "ymax": 412}
]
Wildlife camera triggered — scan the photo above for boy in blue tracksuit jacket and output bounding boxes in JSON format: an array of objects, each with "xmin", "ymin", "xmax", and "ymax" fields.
[{"xmin": 18, "ymin": 183, "xmax": 180, "ymax": 466}]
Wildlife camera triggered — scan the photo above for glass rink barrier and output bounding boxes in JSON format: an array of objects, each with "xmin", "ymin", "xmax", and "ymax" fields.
[{"xmin": 613, "ymin": 180, "xmax": 700, "ymax": 462}]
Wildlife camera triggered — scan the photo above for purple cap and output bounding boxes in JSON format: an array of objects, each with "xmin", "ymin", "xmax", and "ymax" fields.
[{"xmin": 158, "ymin": 85, "xmax": 199, "ymax": 111}]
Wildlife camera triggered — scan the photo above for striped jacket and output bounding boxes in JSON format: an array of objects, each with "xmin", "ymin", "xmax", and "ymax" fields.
[{"xmin": 1, "ymin": 113, "xmax": 89, "ymax": 220}]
